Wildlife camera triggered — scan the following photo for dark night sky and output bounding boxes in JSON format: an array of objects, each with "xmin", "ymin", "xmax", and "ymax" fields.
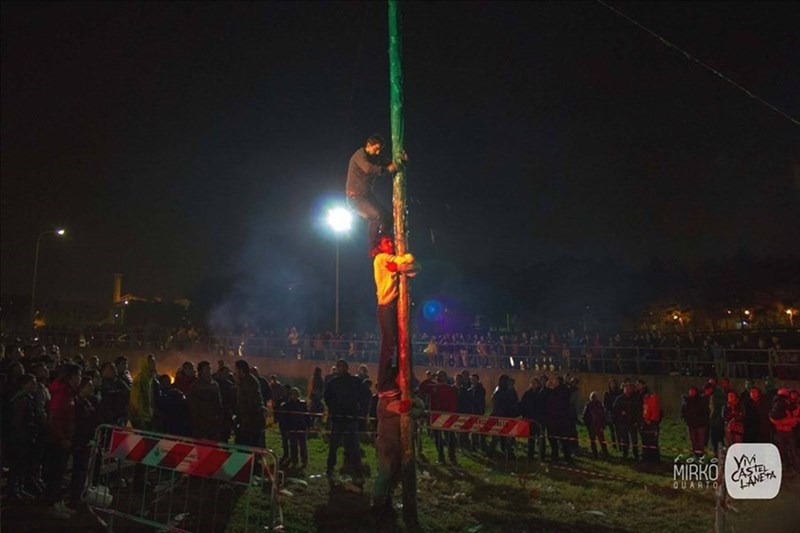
[{"xmin": 2, "ymin": 1, "xmax": 799, "ymax": 327}]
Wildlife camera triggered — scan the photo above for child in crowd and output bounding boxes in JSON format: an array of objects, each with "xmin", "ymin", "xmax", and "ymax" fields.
[
  {"xmin": 283, "ymin": 387, "xmax": 310, "ymax": 469},
  {"xmin": 582, "ymin": 391, "xmax": 609, "ymax": 458}
]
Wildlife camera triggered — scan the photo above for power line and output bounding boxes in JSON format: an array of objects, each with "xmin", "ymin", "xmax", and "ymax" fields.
[{"xmin": 597, "ymin": 0, "xmax": 799, "ymax": 127}]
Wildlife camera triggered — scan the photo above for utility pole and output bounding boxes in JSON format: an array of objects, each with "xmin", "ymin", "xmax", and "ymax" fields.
[{"xmin": 388, "ymin": 0, "xmax": 418, "ymax": 526}]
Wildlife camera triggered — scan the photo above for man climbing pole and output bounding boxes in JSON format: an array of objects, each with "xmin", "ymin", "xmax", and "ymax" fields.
[
  {"xmin": 345, "ymin": 134, "xmax": 407, "ymax": 250},
  {"xmin": 372, "ymin": 233, "xmax": 420, "ymax": 396},
  {"xmin": 370, "ymin": 233, "xmax": 420, "ymax": 525}
]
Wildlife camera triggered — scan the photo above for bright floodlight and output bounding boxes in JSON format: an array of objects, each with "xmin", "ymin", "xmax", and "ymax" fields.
[
  {"xmin": 56, "ymin": 228, "xmax": 66, "ymax": 236},
  {"xmin": 327, "ymin": 207, "xmax": 353, "ymax": 233}
]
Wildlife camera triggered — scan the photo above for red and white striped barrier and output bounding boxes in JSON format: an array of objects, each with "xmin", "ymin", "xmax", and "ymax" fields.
[
  {"xmin": 429, "ymin": 412, "xmax": 530, "ymax": 437},
  {"xmin": 108, "ymin": 429, "xmax": 255, "ymax": 485}
]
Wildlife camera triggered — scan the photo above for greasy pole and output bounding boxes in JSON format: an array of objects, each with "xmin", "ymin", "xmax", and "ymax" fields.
[{"xmin": 388, "ymin": 0, "xmax": 419, "ymax": 526}]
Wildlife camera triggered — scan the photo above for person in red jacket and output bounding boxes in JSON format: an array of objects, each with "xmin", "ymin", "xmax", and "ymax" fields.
[
  {"xmin": 44, "ymin": 363, "xmax": 82, "ymax": 518},
  {"xmin": 770, "ymin": 388, "xmax": 799, "ymax": 473},
  {"xmin": 420, "ymin": 370, "xmax": 458, "ymax": 465}
]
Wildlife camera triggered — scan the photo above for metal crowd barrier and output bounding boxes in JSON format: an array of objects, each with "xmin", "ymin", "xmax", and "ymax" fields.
[{"xmin": 82, "ymin": 424, "xmax": 283, "ymax": 532}]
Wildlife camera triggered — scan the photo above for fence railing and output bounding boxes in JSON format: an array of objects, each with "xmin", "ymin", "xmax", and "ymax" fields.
[{"xmin": 34, "ymin": 330, "xmax": 800, "ymax": 378}]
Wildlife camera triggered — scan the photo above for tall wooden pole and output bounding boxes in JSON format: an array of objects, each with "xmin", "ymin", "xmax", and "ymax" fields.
[{"xmin": 388, "ymin": 0, "xmax": 418, "ymax": 525}]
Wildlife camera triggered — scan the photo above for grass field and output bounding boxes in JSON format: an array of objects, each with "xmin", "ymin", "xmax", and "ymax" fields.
[{"xmin": 228, "ymin": 416, "xmax": 718, "ymax": 533}]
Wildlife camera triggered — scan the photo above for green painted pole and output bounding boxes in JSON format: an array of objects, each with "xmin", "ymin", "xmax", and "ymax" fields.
[{"xmin": 388, "ymin": 0, "xmax": 418, "ymax": 526}]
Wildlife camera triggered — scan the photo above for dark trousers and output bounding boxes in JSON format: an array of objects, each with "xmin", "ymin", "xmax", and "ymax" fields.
[
  {"xmin": 472, "ymin": 431, "xmax": 487, "ymax": 452},
  {"xmin": 347, "ymin": 193, "xmax": 391, "ymax": 249},
  {"xmin": 8, "ymin": 439, "xmax": 32, "ymax": 495},
  {"xmin": 434, "ymin": 430, "xmax": 456, "ymax": 461},
  {"xmin": 43, "ymin": 443, "xmax": 70, "ymax": 506},
  {"xmin": 70, "ymin": 446, "xmax": 90, "ymax": 503},
  {"xmin": 588, "ymin": 427, "xmax": 609, "ymax": 458},
  {"xmin": 688, "ymin": 426, "xmax": 707, "ymax": 457},
  {"xmin": 377, "ymin": 302, "xmax": 399, "ymax": 393},
  {"xmin": 278, "ymin": 424, "xmax": 290, "ymax": 458},
  {"xmin": 548, "ymin": 430, "xmax": 572, "ymax": 462},
  {"xmin": 327, "ymin": 418, "xmax": 361, "ymax": 475},
  {"xmin": 709, "ymin": 424, "xmax": 724, "ymax": 455},
  {"xmin": 640, "ymin": 422, "xmax": 659, "ymax": 462},
  {"xmin": 775, "ymin": 431, "xmax": 799, "ymax": 471},
  {"xmin": 289, "ymin": 432, "xmax": 308, "ymax": 465},
  {"xmin": 236, "ymin": 428, "xmax": 266, "ymax": 448},
  {"xmin": 616, "ymin": 423, "xmax": 639, "ymax": 459},
  {"xmin": 606, "ymin": 412, "xmax": 618, "ymax": 447}
]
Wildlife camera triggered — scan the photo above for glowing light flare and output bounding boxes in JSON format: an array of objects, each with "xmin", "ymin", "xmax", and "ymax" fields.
[
  {"xmin": 326, "ymin": 207, "xmax": 353, "ymax": 233},
  {"xmin": 423, "ymin": 299, "xmax": 444, "ymax": 321},
  {"xmin": 56, "ymin": 228, "xmax": 66, "ymax": 236},
  {"xmin": 744, "ymin": 310, "xmax": 751, "ymax": 316}
]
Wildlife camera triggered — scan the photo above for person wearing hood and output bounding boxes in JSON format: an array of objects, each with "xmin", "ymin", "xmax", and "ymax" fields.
[
  {"xmin": 582, "ymin": 391, "xmax": 609, "ymax": 458},
  {"xmin": 129, "ymin": 354, "xmax": 158, "ymax": 430}
]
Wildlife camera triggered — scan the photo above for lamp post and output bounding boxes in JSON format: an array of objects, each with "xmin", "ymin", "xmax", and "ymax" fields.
[
  {"xmin": 326, "ymin": 207, "xmax": 352, "ymax": 334},
  {"xmin": 31, "ymin": 228, "xmax": 66, "ymax": 328}
]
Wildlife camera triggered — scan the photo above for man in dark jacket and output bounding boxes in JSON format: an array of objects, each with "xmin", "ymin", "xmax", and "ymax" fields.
[
  {"xmin": 233, "ymin": 360, "xmax": 266, "ymax": 448},
  {"xmin": 98, "ymin": 362, "xmax": 128, "ymax": 426},
  {"xmin": 455, "ymin": 373, "xmax": 474, "ymax": 450},
  {"xmin": 612, "ymin": 382, "xmax": 642, "ymax": 460},
  {"xmin": 213, "ymin": 363, "xmax": 236, "ymax": 442},
  {"xmin": 744, "ymin": 387, "xmax": 772, "ymax": 443},
  {"xmin": 545, "ymin": 376, "xmax": 575, "ymax": 462},
  {"xmin": 324, "ymin": 359, "xmax": 364, "ymax": 480},
  {"xmin": 345, "ymin": 134, "xmax": 405, "ymax": 249},
  {"xmin": 469, "ymin": 374, "xmax": 487, "ymax": 451},
  {"xmin": 156, "ymin": 375, "xmax": 191, "ymax": 436},
  {"xmin": 603, "ymin": 378, "xmax": 621, "ymax": 449},
  {"xmin": 681, "ymin": 386, "xmax": 708, "ymax": 457},
  {"xmin": 519, "ymin": 377, "xmax": 546, "ymax": 460},
  {"xmin": 8, "ymin": 374, "xmax": 38, "ymax": 501},
  {"xmin": 188, "ymin": 361, "xmax": 223, "ymax": 441}
]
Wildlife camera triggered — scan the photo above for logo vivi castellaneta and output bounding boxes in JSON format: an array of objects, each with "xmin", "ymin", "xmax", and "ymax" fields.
[{"xmin": 724, "ymin": 443, "xmax": 782, "ymax": 499}]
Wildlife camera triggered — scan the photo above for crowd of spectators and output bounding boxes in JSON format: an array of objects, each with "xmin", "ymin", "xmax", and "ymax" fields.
[{"xmin": 1, "ymin": 335, "xmax": 798, "ymax": 523}]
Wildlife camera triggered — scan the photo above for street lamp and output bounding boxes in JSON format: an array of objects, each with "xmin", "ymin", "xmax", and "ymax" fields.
[
  {"xmin": 326, "ymin": 207, "xmax": 352, "ymax": 334},
  {"xmin": 31, "ymin": 228, "xmax": 66, "ymax": 328}
]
